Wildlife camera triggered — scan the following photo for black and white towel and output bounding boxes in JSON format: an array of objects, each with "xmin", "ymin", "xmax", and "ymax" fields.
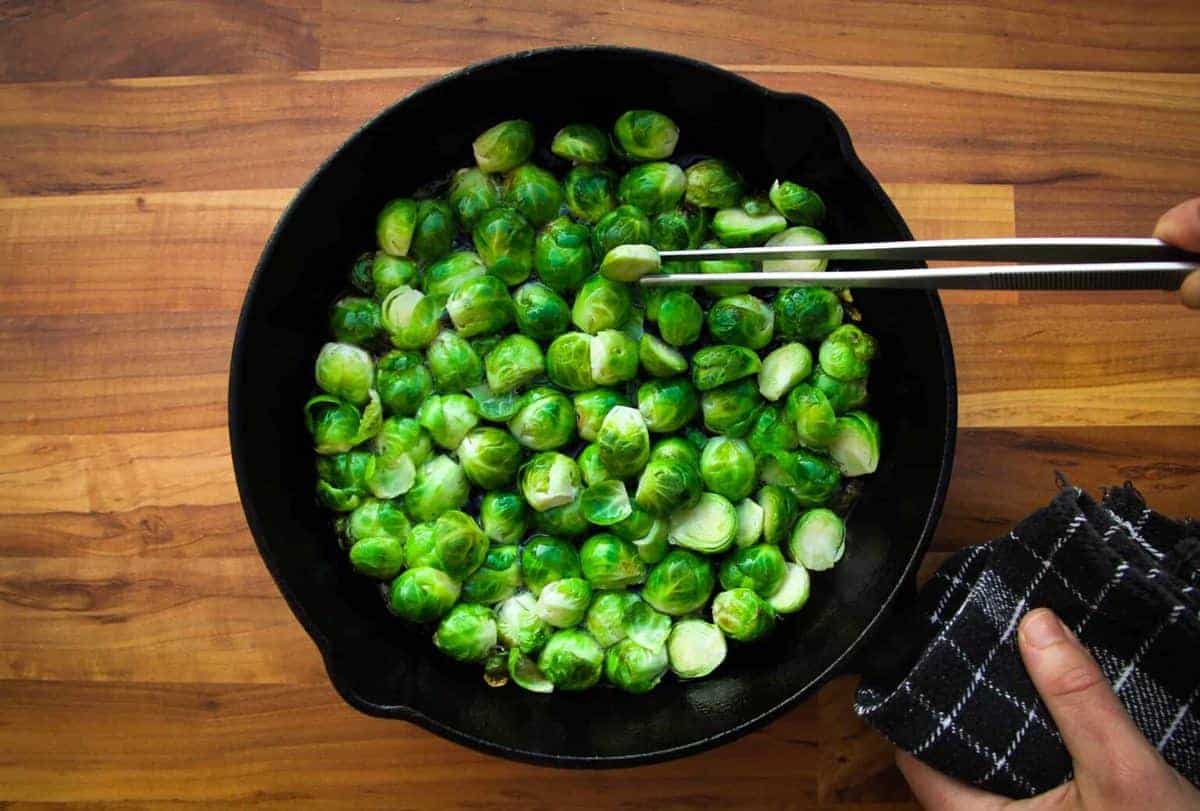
[{"xmin": 854, "ymin": 483, "xmax": 1200, "ymax": 798}]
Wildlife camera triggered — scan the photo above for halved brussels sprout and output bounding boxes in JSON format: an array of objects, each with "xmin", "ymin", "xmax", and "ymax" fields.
[
  {"xmin": 467, "ymin": 382, "xmax": 523, "ymax": 423},
  {"xmin": 473, "ymin": 119, "xmax": 534, "ymax": 173},
  {"xmin": 411, "ymin": 199, "xmax": 456, "ymax": 265},
  {"xmin": 480, "ymin": 490, "xmax": 529, "ymax": 544},
  {"xmin": 538, "ymin": 629, "xmax": 604, "ymax": 691},
  {"xmin": 769, "ymin": 180, "xmax": 826, "ymax": 226},
  {"xmin": 485, "ymin": 334, "xmax": 545, "ymax": 394},
  {"xmin": 348, "ymin": 535, "xmax": 406, "ymax": 579},
  {"xmin": 577, "ymin": 443, "xmax": 616, "ymax": 487},
  {"xmin": 811, "ymin": 366, "xmax": 869, "ymax": 414},
  {"xmin": 536, "ymin": 577, "xmax": 593, "ymax": 628},
  {"xmin": 534, "ymin": 217, "xmax": 593, "ymax": 295},
  {"xmin": 786, "ymin": 384, "xmax": 837, "ymax": 449},
  {"xmin": 375, "ymin": 350, "xmax": 433, "ymax": 416},
  {"xmin": 609, "ymin": 506, "xmax": 654, "ymax": 541},
  {"xmin": 667, "ymin": 619, "xmax": 726, "ymax": 679},
  {"xmin": 314, "ymin": 342, "xmax": 374, "ymax": 405},
  {"xmin": 618, "ymin": 162, "xmax": 686, "ymax": 214},
  {"xmin": 388, "ymin": 566, "xmax": 460, "ymax": 623},
  {"xmin": 613, "ymin": 110, "xmax": 679, "ymax": 161},
  {"xmin": 735, "ymin": 498, "xmax": 764, "ymax": 548},
  {"xmin": 445, "ymin": 274, "xmax": 515, "ymax": 338},
  {"xmin": 416, "ymin": 393, "xmax": 479, "ymax": 450},
  {"xmin": 701, "ymin": 378, "xmax": 764, "ymax": 437},
  {"xmin": 787, "ymin": 508, "xmax": 846, "ymax": 570},
  {"xmin": 589, "ymin": 329, "xmax": 639, "ymax": 386},
  {"xmin": 656, "ymin": 290, "xmax": 703, "ymax": 347},
  {"xmin": 819, "ymin": 324, "xmax": 878, "ymax": 382},
  {"xmin": 366, "ymin": 453, "xmax": 414, "ymax": 501},
  {"xmin": 573, "ymin": 388, "xmax": 629, "ymax": 442},
  {"xmin": 404, "ymin": 454, "xmax": 469, "ymax": 521},
  {"xmin": 370, "ymin": 252, "xmax": 418, "ymax": 300},
  {"xmin": 508, "ymin": 388, "xmax": 575, "ymax": 450},
  {"xmin": 711, "ymin": 207, "xmax": 787, "ymax": 247},
  {"xmin": 634, "ymin": 456, "xmax": 702, "ymax": 516},
  {"xmin": 571, "ymin": 274, "xmax": 632, "ymax": 334},
  {"xmin": 563, "ymin": 165, "xmax": 618, "ymax": 224},
  {"xmin": 684, "ymin": 159, "xmax": 744, "ymax": 209},
  {"xmin": 329, "ymin": 296, "xmax": 381, "ymax": 345},
  {"xmin": 697, "ymin": 241, "xmax": 752, "ymax": 297},
  {"xmin": 458, "ymin": 426, "xmax": 523, "ymax": 489},
  {"xmin": 551, "ymin": 123, "xmax": 609, "ymax": 164},
  {"xmin": 592, "ymin": 205, "xmax": 653, "ymax": 258},
  {"xmin": 712, "ymin": 588, "xmax": 776, "ymax": 642},
  {"xmin": 773, "ymin": 287, "xmax": 843, "ymax": 342},
  {"xmin": 760, "ymin": 450, "xmax": 842, "ymax": 507},
  {"xmin": 426, "ymin": 331, "xmax": 483, "ymax": 393},
  {"xmin": 746, "ymin": 404, "xmax": 800, "ymax": 457},
  {"xmin": 829, "ymin": 410, "xmax": 881, "ymax": 476},
  {"xmin": 758, "ymin": 343, "xmax": 813, "ymax": 402},
  {"xmin": 600, "ymin": 244, "xmax": 662, "ymax": 282},
  {"xmin": 580, "ymin": 481, "xmax": 633, "ymax": 527},
  {"xmin": 630, "ymin": 517, "xmax": 669, "ymax": 564},
  {"xmin": 503, "ymin": 164, "xmax": 564, "ymax": 227},
  {"xmin": 692, "ymin": 344, "xmax": 762, "ymax": 392},
  {"xmin": 381, "ymin": 286, "xmax": 442, "ymax": 350},
  {"xmin": 637, "ymin": 377, "xmax": 700, "ymax": 433},
  {"xmin": 376, "ymin": 198, "xmax": 417, "ymax": 256},
  {"xmin": 473, "ymin": 206, "xmax": 535, "ymax": 285},
  {"xmin": 373, "ymin": 416, "xmax": 432, "ymax": 468},
  {"xmin": 585, "ymin": 591, "xmax": 639, "ymax": 647},
  {"xmin": 580, "ymin": 533, "xmax": 645, "ymax": 588},
  {"xmin": 521, "ymin": 535, "xmax": 583, "ymax": 597},
  {"xmin": 706, "ymin": 294, "xmax": 774, "ymax": 350},
  {"xmin": 519, "ymin": 452, "xmax": 581, "ymax": 512},
  {"xmin": 433, "ymin": 603, "xmax": 498, "ymax": 663},
  {"xmin": 508, "ymin": 648, "xmax": 554, "ymax": 693},
  {"xmin": 605, "ymin": 638, "xmax": 669, "ymax": 694},
  {"xmin": 304, "ymin": 394, "xmax": 378, "ymax": 455},
  {"xmin": 759, "ymin": 484, "xmax": 800, "ymax": 545},
  {"xmin": 497, "ymin": 591, "xmax": 552, "ymax": 654},
  {"xmin": 642, "ymin": 549, "xmax": 715, "ymax": 616},
  {"xmin": 448, "ymin": 168, "xmax": 500, "ymax": 230},
  {"xmin": 623, "ymin": 599, "xmax": 671, "ymax": 650},
  {"xmin": 546, "ymin": 332, "xmax": 595, "ymax": 392},
  {"xmin": 761, "ymin": 226, "xmax": 828, "ymax": 274},
  {"xmin": 638, "ymin": 332, "xmax": 688, "ymax": 378},
  {"xmin": 424, "ymin": 251, "xmax": 487, "ymax": 303},
  {"xmin": 668, "ymin": 491, "xmax": 738, "ymax": 555},
  {"xmin": 767, "ymin": 562, "xmax": 811, "ymax": 614},
  {"xmin": 512, "ymin": 281, "xmax": 570, "ymax": 340},
  {"xmin": 719, "ymin": 544, "xmax": 787, "ymax": 597},
  {"xmin": 534, "ymin": 496, "xmax": 589, "ymax": 538},
  {"xmin": 699, "ymin": 437, "xmax": 757, "ymax": 501},
  {"xmin": 597, "ymin": 405, "xmax": 651, "ymax": 478}
]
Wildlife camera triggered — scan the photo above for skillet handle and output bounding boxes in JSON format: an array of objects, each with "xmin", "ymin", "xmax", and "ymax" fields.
[{"xmin": 840, "ymin": 570, "xmax": 921, "ymax": 677}]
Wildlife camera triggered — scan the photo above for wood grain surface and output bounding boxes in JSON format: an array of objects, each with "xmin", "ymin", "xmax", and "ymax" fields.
[{"xmin": 1, "ymin": 2, "xmax": 1198, "ymax": 808}]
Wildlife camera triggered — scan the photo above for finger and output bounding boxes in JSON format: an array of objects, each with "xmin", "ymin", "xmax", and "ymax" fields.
[
  {"xmin": 1180, "ymin": 270, "xmax": 1200, "ymax": 309},
  {"xmin": 1154, "ymin": 197, "xmax": 1200, "ymax": 252},
  {"xmin": 895, "ymin": 750, "xmax": 1008, "ymax": 811}
]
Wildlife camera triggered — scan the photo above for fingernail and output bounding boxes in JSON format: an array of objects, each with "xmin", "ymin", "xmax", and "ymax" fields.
[{"xmin": 1021, "ymin": 609, "xmax": 1066, "ymax": 649}]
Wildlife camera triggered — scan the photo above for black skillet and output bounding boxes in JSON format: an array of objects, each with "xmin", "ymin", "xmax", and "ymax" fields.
[{"xmin": 228, "ymin": 46, "xmax": 957, "ymax": 766}]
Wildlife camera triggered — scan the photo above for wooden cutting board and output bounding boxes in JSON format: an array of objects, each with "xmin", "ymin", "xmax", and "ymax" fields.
[{"xmin": 1, "ymin": 2, "xmax": 1198, "ymax": 807}]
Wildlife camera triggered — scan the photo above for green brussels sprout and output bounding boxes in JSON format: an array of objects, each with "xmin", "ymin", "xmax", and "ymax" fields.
[
  {"xmin": 746, "ymin": 404, "xmax": 800, "ymax": 457},
  {"xmin": 585, "ymin": 591, "xmax": 639, "ymax": 647},
  {"xmin": 719, "ymin": 544, "xmax": 787, "ymax": 597},
  {"xmin": 740, "ymin": 195, "xmax": 773, "ymax": 216},
  {"xmin": 667, "ymin": 619, "xmax": 727, "ymax": 679},
  {"xmin": 591, "ymin": 205, "xmax": 653, "ymax": 258},
  {"xmin": 829, "ymin": 410, "xmax": 882, "ymax": 476},
  {"xmin": 609, "ymin": 505, "xmax": 654, "ymax": 541},
  {"xmin": 684, "ymin": 159, "xmax": 744, "ymax": 209},
  {"xmin": 534, "ymin": 217, "xmax": 593, "ymax": 294},
  {"xmin": 424, "ymin": 251, "xmax": 488, "ymax": 303},
  {"xmin": 411, "ymin": 510, "xmax": 487, "ymax": 580},
  {"xmin": 707, "ymin": 294, "xmax": 775, "ymax": 350},
  {"xmin": 649, "ymin": 436, "xmax": 701, "ymax": 467},
  {"xmin": 573, "ymin": 388, "xmax": 629, "ymax": 442},
  {"xmin": 758, "ymin": 343, "xmax": 813, "ymax": 402},
  {"xmin": 668, "ymin": 491, "xmax": 738, "ymax": 555},
  {"xmin": 521, "ymin": 536, "xmax": 584, "ymax": 598},
  {"xmin": 497, "ymin": 591, "xmax": 552, "ymax": 654},
  {"xmin": 508, "ymin": 387, "xmax": 575, "ymax": 450},
  {"xmin": 691, "ymin": 344, "xmax": 762, "ymax": 391},
  {"xmin": 612, "ymin": 110, "xmax": 679, "ymax": 161},
  {"xmin": 404, "ymin": 454, "xmax": 469, "ymax": 521},
  {"xmin": 350, "ymin": 251, "xmax": 375, "ymax": 294},
  {"xmin": 577, "ymin": 443, "xmax": 616, "ymax": 487},
  {"xmin": 634, "ymin": 456, "xmax": 702, "ymax": 516},
  {"xmin": 480, "ymin": 490, "xmax": 529, "ymax": 544},
  {"xmin": 508, "ymin": 648, "xmax": 554, "ymax": 693},
  {"xmin": 711, "ymin": 207, "xmax": 788, "ymax": 247},
  {"xmin": 811, "ymin": 367, "xmax": 869, "ymax": 414},
  {"xmin": 380, "ymin": 286, "xmax": 442, "ymax": 350},
  {"xmin": 404, "ymin": 520, "xmax": 439, "ymax": 569},
  {"xmin": 712, "ymin": 588, "xmax": 776, "ymax": 642},
  {"xmin": 458, "ymin": 426, "xmax": 523, "ymax": 489},
  {"xmin": 329, "ymin": 296, "xmax": 381, "ymax": 345},
  {"xmin": 468, "ymin": 382, "xmax": 524, "ymax": 423},
  {"xmin": 656, "ymin": 290, "xmax": 703, "ymax": 347},
  {"xmin": 589, "ymin": 329, "xmax": 639, "ymax": 386},
  {"xmin": 503, "ymin": 164, "xmax": 564, "ymax": 227},
  {"xmin": 375, "ymin": 350, "xmax": 433, "ymax": 416},
  {"xmin": 369, "ymin": 252, "xmax": 418, "ymax": 300},
  {"xmin": 788, "ymin": 508, "xmax": 846, "ymax": 570},
  {"xmin": 571, "ymin": 273, "xmax": 632, "ymax": 335},
  {"xmin": 376, "ymin": 198, "xmax": 418, "ymax": 256},
  {"xmin": 472, "ymin": 119, "xmax": 534, "ymax": 173},
  {"xmin": 819, "ymin": 324, "xmax": 878, "ymax": 382},
  {"xmin": 346, "ymin": 498, "xmax": 411, "ymax": 544},
  {"xmin": 425, "ymin": 331, "xmax": 482, "ymax": 393},
  {"xmin": 699, "ymin": 437, "xmax": 757, "ymax": 501},
  {"xmin": 545, "ymin": 332, "xmax": 595, "ymax": 392},
  {"xmin": 538, "ymin": 628, "xmax": 604, "ymax": 691},
  {"xmin": 485, "ymin": 334, "xmax": 545, "ymax": 394},
  {"xmin": 416, "ymin": 393, "xmax": 479, "ymax": 451},
  {"xmin": 448, "ymin": 168, "xmax": 500, "ymax": 230},
  {"xmin": 551, "ymin": 123, "xmax": 609, "ymax": 164},
  {"xmin": 472, "ymin": 207, "xmax": 534, "ymax": 285},
  {"xmin": 535, "ymin": 577, "xmax": 593, "ymax": 628},
  {"xmin": 432, "ymin": 603, "xmax": 498, "ymax": 663},
  {"xmin": 617, "ymin": 162, "xmax": 686, "ymax": 215},
  {"xmin": 643, "ymin": 286, "xmax": 668, "ymax": 323},
  {"xmin": 316, "ymin": 450, "xmax": 375, "ymax": 511},
  {"xmin": 512, "ymin": 281, "xmax": 570, "ymax": 340},
  {"xmin": 786, "ymin": 384, "xmax": 837, "ymax": 449},
  {"xmin": 388, "ymin": 566, "xmax": 460, "ymax": 623},
  {"xmin": 759, "ymin": 484, "xmax": 800, "ymax": 545},
  {"xmin": 623, "ymin": 599, "xmax": 671, "ymax": 650},
  {"xmin": 347, "ymin": 534, "xmax": 406, "ymax": 579},
  {"xmin": 652, "ymin": 207, "xmax": 706, "ymax": 252},
  {"xmin": 767, "ymin": 562, "xmax": 810, "ymax": 614},
  {"xmin": 760, "ymin": 450, "xmax": 842, "ymax": 507},
  {"xmin": 366, "ymin": 452, "xmax": 415, "ymax": 501},
  {"xmin": 580, "ymin": 533, "xmax": 645, "ymax": 588},
  {"xmin": 314, "ymin": 342, "xmax": 374, "ymax": 405},
  {"xmin": 773, "ymin": 287, "xmax": 843, "ymax": 342},
  {"xmin": 373, "ymin": 415, "xmax": 432, "ymax": 468},
  {"xmin": 696, "ymin": 241, "xmax": 752, "ymax": 297},
  {"xmin": 636, "ymin": 377, "xmax": 700, "ymax": 433},
  {"xmin": 534, "ymin": 496, "xmax": 589, "ymax": 538},
  {"xmin": 638, "ymin": 333, "xmax": 688, "ymax": 378},
  {"xmin": 700, "ymin": 378, "xmax": 764, "ymax": 437},
  {"xmin": 761, "ymin": 226, "xmax": 828, "ymax": 273},
  {"xmin": 735, "ymin": 497, "xmax": 764, "ymax": 548},
  {"xmin": 519, "ymin": 452, "xmax": 582, "ymax": 512},
  {"xmin": 630, "ymin": 517, "xmax": 669, "ymax": 564},
  {"xmin": 605, "ymin": 638, "xmax": 669, "ymax": 694},
  {"xmin": 445, "ymin": 274, "xmax": 515, "ymax": 338},
  {"xmin": 599, "ymin": 244, "xmax": 662, "ymax": 282},
  {"xmin": 597, "ymin": 405, "xmax": 651, "ymax": 478},
  {"xmin": 642, "ymin": 549, "xmax": 715, "ymax": 616},
  {"xmin": 563, "ymin": 165, "xmax": 618, "ymax": 224},
  {"xmin": 769, "ymin": 180, "xmax": 826, "ymax": 226},
  {"xmin": 411, "ymin": 199, "xmax": 456, "ymax": 265},
  {"xmin": 580, "ymin": 481, "xmax": 633, "ymax": 527},
  {"xmin": 304, "ymin": 393, "xmax": 378, "ymax": 454}
]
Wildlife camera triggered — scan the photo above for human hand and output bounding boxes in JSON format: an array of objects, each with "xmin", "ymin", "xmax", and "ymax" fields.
[
  {"xmin": 895, "ymin": 608, "xmax": 1200, "ymax": 810},
  {"xmin": 1154, "ymin": 198, "xmax": 1200, "ymax": 308}
]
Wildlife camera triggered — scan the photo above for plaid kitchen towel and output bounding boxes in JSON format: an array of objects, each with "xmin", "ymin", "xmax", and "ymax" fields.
[{"xmin": 854, "ymin": 483, "xmax": 1200, "ymax": 798}]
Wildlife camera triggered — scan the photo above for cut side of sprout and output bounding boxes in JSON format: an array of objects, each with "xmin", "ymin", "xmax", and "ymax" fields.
[
  {"xmin": 761, "ymin": 226, "xmax": 828, "ymax": 273},
  {"xmin": 380, "ymin": 286, "xmax": 424, "ymax": 331},
  {"xmin": 735, "ymin": 498, "xmax": 764, "ymax": 547},
  {"xmin": 828, "ymin": 411, "xmax": 882, "ymax": 476},
  {"xmin": 600, "ymin": 244, "xmax": 662, "ymax": 282},
  {"xmin": 758, "ymin": 343, "xmax": 813, "ymax": 402},
  {"xmin": 768, "ymin": 563, "xmax": 811, "ymax": 614},
  {"xmin": 367, "ymin": 453, "xmax": 415, "ymax": 498},
  {"xmin": 667, "ymin": 619, "xmax": 727, "ymax": 679},
  {"xmin": 788, "ymin": 509, "xmax": 846, "ymax": 571},
  {"xmin": 508, "ymin": 649, "xmax": 554, "ymax": 693},
  {"xmin": 668, "ymin": 492, "xmax": 738, "ymax": 554}
]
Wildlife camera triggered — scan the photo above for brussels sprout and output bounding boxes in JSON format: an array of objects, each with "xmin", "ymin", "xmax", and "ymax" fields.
[
  {"xmin": 707, "ymin": 294, "xmax": 775, "ymax": 350},
  {"xmin": 414, "ymin": 510, "xmax": 487, "ymax": 580},
  {"xmin": 314, "ymin": 342, "xmax": 374, "ymax": 405},
  {"xmin": 695, "ymin": 241, "xmax": 752, "ymax": 297},
  {"xmin": 652, "ymin": 208, "xmax": 706, "ymax": 252},
  {"xmin": 345, "ymin": 534, "xmax": 404, "ymax": 582},
  {"xmin": 448, "ymin": 168, "xmax": 500, "ymax": 230},
  {"xmin": 485, "ymin": 334, "xmax": 545, "ymax": 395},
  {"xmin": 605, "ymin": 638, "xmax": 669, "ymax": 694},
  {"xmin": 811, "ymin": 367, "xmax": 869, "ymax": 414},
  {"xmin": 829, "ymin": 410, "xmax": 882, "ymax": 476},
  {"xmin": 630, "ymin": 517, "xmax": 669, "ymax": 564},
  {"xmin": 767, "ymin": 562, "xmax": 811, "ymax": 614},
  {"xmin": 580, "ymin": 533, "xmax": 645, "ymax": 588},
  {"xmin": 535, "ymin": 496, "xmax": 589, "ymax": 538},
  {"xmin": 346, "ymin": 498, "xmax": 411, "ymax": 544},
  {"xmin": 758, "ymin": 343, "xmax": 812, "ymax": 403},
  {"xmin": 652, "ymin": 291, "xmax": 701, "ymax": 349},
  {"xmin": 534, "ymin": 217, "xmax": 593, "ymax": 294},
  {"xmin": 635, "ymin": 456, "xmax": 702, "ymax": 516},
  {"xmin": 380, "ymin": 286, "xmax": 442, "ymax": 350},
  {"xmin": 519, "ymin": 452, "xmax": 581, "ymax": 512},
  {"xmin": 411, "ymin": 199, "xmax": 456, "ymax": 265},
  {"xmin": 376, "ymin": 198, "xmax": 418, "ymax": 256},
  {"xmin": 773, "ymin": 287, "xmax": 843, "ymax": 342},
  {"xmin": 788, "ymin": 508, "xmax": 846, "ymax": 570},
  {"xmin": 719, "ymin": 544, "xmax": 787, "ymax": 598},
  {"xmin": 712, "ymin": 588, "xmax": 776, "ymax": 642},
  {"xmin": 617, "ymin": 162, "xmax": 686, "ymax": 214},
  {"xmin": 701, "ymin": 378, "xmax": 764, "ymax": 437},
  {"xmin": 577, "ymin": 443, "xmax": 615, "ymax": 487},
  {"xmin": 538, "ymin": 628, "xmax": 604, "ymax": 690},
  {"xmin": 374, "ymin": 350, "xmax": 433, "ymax": 416},
  {"xmin": 636, "ymin": 377, "xmax": 700, "ymax": 434},
  {"xmin": 613, "ymin": 110, "xmax": 679, "ymax": 161},
  {"xmin": 498, "ymin": 591, "xmax": 553, "ymax": 654},
  {"xmin": 551, "ymin": 123, "xmax": 609, "ymax": 164},
  {"xmin": 744, "ymin": 404, "xmax": 798, "ymax": 459},
  {"xmin": 316, "ymin": 450, "xmax": 375, "ymax": 511},
  {"xmin": 762, "ymin": 226, "xmax": 828, "ymax": 273},
  {"xmin": 591, "ymin": 205, "xmax": 653, "ymax": 258},
  {"xmin": 667, "ymin": 619, "xmax": 727, "ymax": 679},
  {"xmin": 511, "ymin": 281, "xmax": 570, "ymax": 340},
  {"xmin": 425, "ymin": 331, "xmax": 482, "ymax": 393},
  {"xmin": 649, "ymin": 436, "xmax": 701, "ymax": 467},
  {"xmin": 433, "ymin": 603, "xmax": 498, "ymax": 663},
  {"xmin": 638, "ymin": 332, "xmax": 688, "ymax": 378},
  {"xmin": 580, "ymin": 481, "xmax": 633, "ymax": 527},
  {"xmin": 503, "ymin": 164, "xmax": 564, "ymax": 227},
  {"xmin": 471, "ymin": 491, "xmax": 523, "ymax": 545},
  {"xmin": 600, "ymin": 244, "xmax": 661, "ymax": 282},
  {"xmin": 403, "ymin": 520, "xmax": 438, "ymax": 568},
  {"xmin": 597, "ymin": 406, "xmax": 651, "ymax": 478},
  {"xmin": 699, "ymin": 437, "xmax": 757, "ymax": 501},
  {"xmin": 366, "ymin": 453, "xmax": 415, "ymax": 501},
  {"xmin": 571, "ymin": 274, "xmax": 632, "ymax": 335},
  {"xmin": 563, "ymin": 165, "xmax": 618, "ymax": 224},
  {"xmin": 536, "ymin": 577, "xmax": 593, "ymax": 628},
  {"xmin": 472, "ymin": 207, "xmax": 535, "ymax": 285},
  {"xmin": 445, "ymin": 274, "xmax": 515, "ymax": 338},
  {"xmin": 609, "ymin": 506, "xmax": 654, "ymax": 542},
  {"xmin": 585, "ymin": 591, "xmax": 639, "ymax": 647},
  {"xmin": 468, "ymin": 383, "xmax": 522, "ymax": 426},
  {"xmin": 329, "ymin": 296, "xmax": 381, "ymax": 345},
  {"xmin": 414, "ymin": 393, "xmax": 477, "ymax": 450},
  {"xmin": 508, "ymin": 388, "xmax": 575, "ymax": 450},
  {"xmin": 786, "ymin": 384, "xmax": 837, "ymax": 449},
  {"xmin": 388, "ymin": 566, "xmax": 460, "ymax": 623},
  {"xmin": 769, "ymin": 180, "xmax": 826, "ymax": 226},
  {"xmin": 457, "ymin": 426, "xmax": 522, "ymax": 489},
  {"xmin": 350, "ymin": 252, "xmax": 376, "ymax": 294},
  {"xmin": 760, "ymin": 450, "xmax": 842, "ymax": 507},
  {"xmin": 424, "ymin": 251, "xmax": 488, "ymax": 303},
  {"xmin": 642, "ymin": 549, "xmax": 715, "ymax": 616},
  {"xmin": 735, "ymin": 498, "xmax": 764, "ymax": 548},
  {"xmin": 573, "ymin": 388, "xmax": 629, "ymax": 442},
  {"xmin": 473, "ymin": 119, "xmax": 534, "ymax": 173},
  {"xmin": 758, "ymin": 484, "xmax": 799, "ymax": 545},
  {"xmin": 519, "ymin": 535, "xmax": 582, "ymax": 594},
  {"xmin": 304, "ymin": 394, "xmax": 376, "ymax": 454},
  {"xmin": 370, "ymin": 252, "xmax": 418, "ymax": 300},
  {"xmin": 404, "ymin": 454, "xmax": 469, "ymax": 521},
  {"xmin": 819, "ymin": 324, "xmax": 878, "ymax": 382},
  {"xmin": 668, "ymin": 491, "xmax": 738, "ymax": 555},
  {"xmin": 544, "ymin": 332, "xmax": 595, "ymax": 392},
  {"xmin": 711, "ymin": 207, "xmax": 787, "ymax": 247},
  {"xmin": 508, "ymin": 648, "xmax": 554, "ymax": 693},
  {"xmin": 684, "ymin": 159, "xmax": 744, "ymax": 209},
  {"xmin": 691, "ymin": 345, "xmax": 762, "ymax": 392},
  {"xmin": 373, "ymin": 415, "xmax": 432, "ymax": 468},
  {"xmin": 580, "ymin": 332, "xmax": 634, "ymax": 390},
  {"xmin": 621, "ymin": 599, "xmax": 670, "ymax": 650}
]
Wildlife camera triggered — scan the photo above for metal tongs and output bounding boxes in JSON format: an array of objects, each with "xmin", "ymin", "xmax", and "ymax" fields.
[{"xmin": 638, "ymin": 238, "xmax": 1200, "ymax": 290}]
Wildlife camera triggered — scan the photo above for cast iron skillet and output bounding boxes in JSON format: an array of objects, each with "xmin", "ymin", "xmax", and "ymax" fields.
[{"xmin": 229, "ymin": 46, "xmax": 957, "ymax": 766}]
